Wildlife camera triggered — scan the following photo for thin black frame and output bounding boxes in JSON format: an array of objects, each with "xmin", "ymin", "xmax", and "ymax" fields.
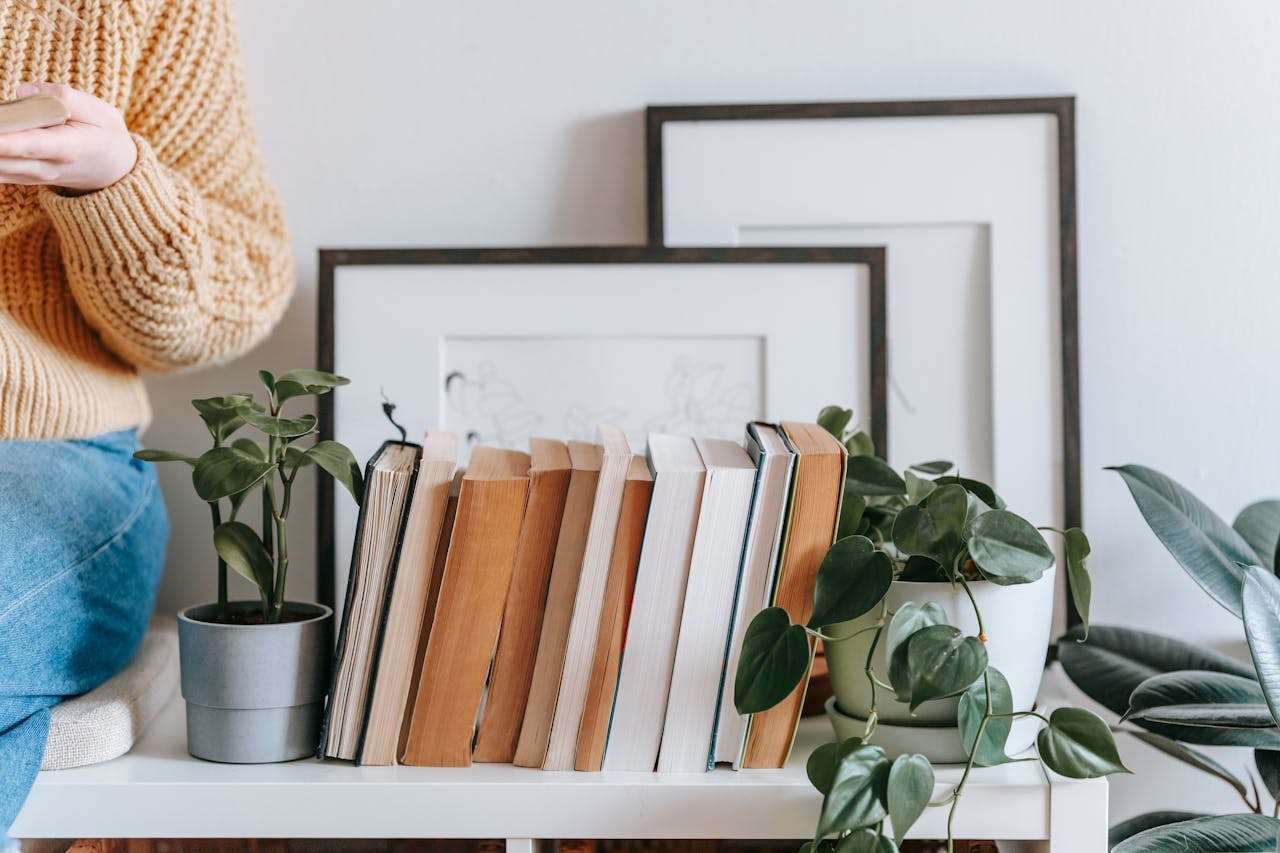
[
  {"xmin": 316, "ymin": 245, "xmax": 887, "ymax": 609},
  {"xmin": 645, "ymin": 97, "xmax": 1081, "ymax": 627}
]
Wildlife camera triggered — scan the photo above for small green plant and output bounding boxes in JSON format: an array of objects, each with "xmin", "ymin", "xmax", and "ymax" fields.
[
  {"xmin": 135, "ymin": 369, "xmax": 362, "ymax": 624},
  {"xmin": 1060, "ymin": 466, "xmax": 1280, "ymax": 851},
  {"xmin": 735, "ymin": 405, "xmax": 1123, "ymax": 852}
]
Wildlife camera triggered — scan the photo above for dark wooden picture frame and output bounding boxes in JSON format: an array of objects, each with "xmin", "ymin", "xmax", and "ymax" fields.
[
  {"xmin": 645, "ymin": 97, "xmax": 1081, "ymax": 627},
  {"xmin": 316, "ymin": 245, "xmax": 887, "ymax": 608}
]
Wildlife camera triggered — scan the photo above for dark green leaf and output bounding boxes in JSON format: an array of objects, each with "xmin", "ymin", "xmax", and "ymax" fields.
[
  {"xmin": 277, "ymin": 369, "xmax": 350, "ymax": 389},
  {"xmin": 192, "ymin": 447, "xmax": 274, "ymax": 502},
  {"xmin": 239, "ymin": 409, "xmax": 319, "ymax": 439},
  {"xmin": 966, "ymin": 510, "xmax": 1054, "ymax": 585},
  {"xmin": 1036, "ymin": 707, "xmax": 1129, "ymax": 778},
  {"xmin": 1112, "ymin": 814, "xmax": 1280, "ymax": 853},
  {"xmin": 1125, "ymin": 729, "xmax": 1249, "ymax": 800},
  {"xmin": 958, "ymin": 667, "xmax": 1013, "ymax": 766},
  {"xmin": 213, "ymin": 521, "xmax": 274, "ymax": 595},
  {"xmin": 904, "ymin": 470, "xmax": 935, "ymax": 505},
  {"xmin": 837, "ymin": 493, "xmax": 867, "ymax": 541},
  {"xmin": 285, "ymin": 444, "xmax": 313, "ymax": 470},
  {"xmin": 1108, "ymin": 812, "xmax": 1210, "ymax": 850},
  {"xmin": 257, "ymin": 370, "xmax": 276, "ymax": 398},
  {"xmin": 806, "ymin": 737, "xmax": 863, "ymax": 796},
  {"xmin": 933, "ymin": 475, "xmax": 1004, "ymax": 510},
  {"xmin": 904, "ymin": 624, "xmax": 987, "ymax": 711},
  {"xmin": 963, "ymin": 492, "xmax": 992, "ymax": 529},
  {"xmin": 1236, "ymin": 500, "xmax": 1280, "ymax": 572},
  {"xmin": 896, "ymin": 555, "xmax": 945, "ymax": 582},
  {"xmin": 305, "ymin": 440, "xmax": 364, "ymax": 504},
  {"xmin": 1244, "ymin": 565, "xmax": 1280, "ymax": 723},
  {"xmin": 808, "ymin": 536, "xmax": 893, "ymax": 628},
  {"xmin": 832, "ymin": 830, "xmax": 894, "ymax": 853},
  {"xmin": 886, "ymin": 753, "xmax": 933, "ymax": 847},
  {"xmin": 1123, "ymin": 667, "xmax": 1279, "ymax": 745},
  {"xmin": 1109, "ymin": 464, "xmax": 1257, "ymax": 617},
  {"xmin": 735, "ymin": 607, "xmax": 811, "ymax": 714},
  {"xmin": 816, "ymin": 745, "xmax": 890, "ymax": 837},
  {"xmin": 844, "ymin": 432, "xmax": 876, "ymax": 459},
  {"xmin": 1063, "ymin": 527, "xmax": 1092, "ymax": 638},
  {"xmin": 231, "ymin": 437, "xmax": 268, "ymax": 461},
  {"xmin": 845, "ymin": 456, "xmax": 907, "ymax": 497},
  {"xmin": 1125, "ymin": 703, "xmax": 1278, "ymax": 729},
  {"xmin": 133, "ymin": 449, "xmax": 196, "ymax": 465},
  {"xmin": 273, "ymin": 379, "xmax": 314, "ymax": 404},
  {"xmin": 892, "ymin": 484, "xmax": 966, "ymax": 566},
  {"xmin": 1129, "ymin": 670, "xmax": 1267, "ymax": 716},
  {"xmin": 908, "ymin": 460, "xmax": 952, "ymax": 476},
  {"xmin": 191, "ymin": 394, "xmax": 254, "ymax": 443},
  {"xmin": 884, "ymin": 602, "xmax": 946, "ymax": 665},
  {"xmin": 1257, "ymin": 749, "xmax": 1280, "ymax": 801},
  {"xmin": 817, "ymin": 405, "xmax": 854, "ymax": 440}
]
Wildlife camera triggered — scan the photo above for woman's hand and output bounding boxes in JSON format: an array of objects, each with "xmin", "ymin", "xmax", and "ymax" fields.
[{"xmin": 0, "ymin": 82, "xmax": 137, "ymax": 194}]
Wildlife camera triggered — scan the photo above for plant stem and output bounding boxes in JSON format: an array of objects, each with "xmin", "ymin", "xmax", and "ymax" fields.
[
  {"xmin": 808, "ymin": 622, "xmax": 882, "ymax": 644},
  {"xmin": 270, "ymin": 474, "xmax": 291, "ymax": 622},
  {"xmin": 947, "ymin": 711, "xmax": 988, "ymax": 853},
  {"xmin": 957, "ymin": 575, "xmax": 986, "ymax": 639},
  {"xmin": 209, "ymin": 501, "xmax": 227, "ymax": 617}
]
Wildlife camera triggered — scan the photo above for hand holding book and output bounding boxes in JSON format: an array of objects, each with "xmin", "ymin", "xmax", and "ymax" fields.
[{"xmin": 0, "ymin": 82, "xmax": 136, "ymax": 192}]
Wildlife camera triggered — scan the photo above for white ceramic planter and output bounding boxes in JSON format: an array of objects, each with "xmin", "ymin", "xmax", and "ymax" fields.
[{"xmin": 822, "ymin": 567, "xmax": 1055, "ymax": 760}]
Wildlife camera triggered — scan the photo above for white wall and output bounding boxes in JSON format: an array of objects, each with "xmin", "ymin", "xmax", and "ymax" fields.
[{"xmin": 141, "ymin": 0, "xmax": 1280, "ymax": 823}]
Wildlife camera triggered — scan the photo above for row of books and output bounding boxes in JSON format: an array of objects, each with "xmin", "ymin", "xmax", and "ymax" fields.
[{"xmin": 319, "ymin": 420, "xmax": 847, "ymax": 771}]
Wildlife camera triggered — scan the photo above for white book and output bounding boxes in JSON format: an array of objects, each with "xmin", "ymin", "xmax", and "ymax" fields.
[
  {"xmin": 541, "ymin": 424, "xmax": 633, "ymax": 770},
  {"xmin": 601, "ymin": 434, "xmax": 706, "ymax": 771},
  {"xmin": 656, "ymin": 438, "xmax": 759, "ymax": 773},
  {"xmin": 713, "ymin": 423, "xmax": 797, "ymax": 768}
]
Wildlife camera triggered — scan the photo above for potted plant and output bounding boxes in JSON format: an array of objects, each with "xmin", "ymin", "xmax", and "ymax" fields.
[
  {"xmin": 733, "ymin": 406, "xmax": 1126, "ymax": 852},
  {"xmin": 1059, "ymin": 464, "xmax": 1280, "ymax": 851},
  {"xmin": 136, "ymin": 369, "xmax": 362, "ymax": 763}
]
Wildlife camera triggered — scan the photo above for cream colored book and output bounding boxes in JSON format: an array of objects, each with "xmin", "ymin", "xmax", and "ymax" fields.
[{"xmin": 0, "ymin": 95, "xmax": 68, "ymax": 134}]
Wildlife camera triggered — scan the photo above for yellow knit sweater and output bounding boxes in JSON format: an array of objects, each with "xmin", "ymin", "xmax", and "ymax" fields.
[{"xmin": 0, "ymin": 0, "xmax": 293, "ymax": 439}]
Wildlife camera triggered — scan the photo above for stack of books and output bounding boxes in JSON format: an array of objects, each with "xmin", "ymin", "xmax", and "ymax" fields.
[{"xmin": 319, "ymin": 420, "xmax": 846, "ymax": 771}]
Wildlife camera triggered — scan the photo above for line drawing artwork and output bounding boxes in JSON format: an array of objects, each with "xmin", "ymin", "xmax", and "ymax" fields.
[{"xmin": 442, "ymin": 336, "xmax": 763, "ymax": 450}]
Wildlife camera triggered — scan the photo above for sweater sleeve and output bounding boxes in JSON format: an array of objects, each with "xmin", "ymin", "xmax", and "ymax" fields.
[{"xmin": 38, "ymin": 0, "xmax": 294, "ymax": 373}]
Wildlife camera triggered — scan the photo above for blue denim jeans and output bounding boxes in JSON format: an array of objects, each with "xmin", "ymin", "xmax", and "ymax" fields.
[{"xmin": 0, "ymin": 429, "xmax": 167, "ymax": 842}]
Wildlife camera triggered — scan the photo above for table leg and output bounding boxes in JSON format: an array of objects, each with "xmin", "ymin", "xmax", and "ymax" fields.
[
  {"xmin": 506, "ymin": 838, "xmax": 544, "ymax": 853},
  {"xmin": 1048, "ymin": 779, "xmax": 1109, "ymax": 852}
]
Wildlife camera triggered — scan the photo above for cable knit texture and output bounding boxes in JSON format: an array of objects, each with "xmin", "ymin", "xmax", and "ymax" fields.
[{"xmin": 0, "ymin": 0, "xmax": 294, "ymax": 439}]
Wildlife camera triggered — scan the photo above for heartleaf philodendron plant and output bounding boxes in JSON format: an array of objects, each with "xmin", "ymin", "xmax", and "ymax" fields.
[
  {"xmin": 135, "ymin": 369, "xmax": 363, "ymax": 624},
  {"xmin": 1059, "ymin": 466, "xmax": 1280, "ymax": 852},
  {"xmin": 735, "ymin": 406, "xmax": 1125, "ymax": 852}
]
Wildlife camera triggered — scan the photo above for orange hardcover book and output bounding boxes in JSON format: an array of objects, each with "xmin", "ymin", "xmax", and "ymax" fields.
[
  {"xmin": 399, "ymin": 447, "xmax": 531, "ymax": 766},
  {"xmin": 575, "ymin": 454, "xmax": 654, "ymax": 771},
  {"xmin": 512, "ymin": 441, "xmax": 603, "ymax": 767},
  {"xmin": 740, "ymin": 421, "xmax": 846, "ymax": 768},
  {"xmin": 473, "ymin": 439, "xmax": 574, "ymax": 763}
]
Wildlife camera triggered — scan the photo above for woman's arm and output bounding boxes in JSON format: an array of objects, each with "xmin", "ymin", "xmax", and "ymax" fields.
[{"xmin": 15, "ymin": 0, "xmax": 294, "ymax": 372}]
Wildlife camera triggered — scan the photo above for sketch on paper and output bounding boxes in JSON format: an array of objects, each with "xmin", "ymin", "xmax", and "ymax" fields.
[{"xmin": 442, "ymin": 336, "xmax": 764, "ymax": 451}]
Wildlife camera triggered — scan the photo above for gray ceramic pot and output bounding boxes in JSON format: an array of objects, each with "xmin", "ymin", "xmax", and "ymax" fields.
[{"xmin": 177, "ymin": 601, "xmax": 332, "ymax": 763}]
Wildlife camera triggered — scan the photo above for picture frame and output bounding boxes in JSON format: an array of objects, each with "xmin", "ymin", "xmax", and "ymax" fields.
[
  {"xmin": 647, "ymin": 97, "xmax": 1081, "ymax": 626},
  {"xmin": 316, "ymin": 246, "xmax": 886, "ymax": 611}
]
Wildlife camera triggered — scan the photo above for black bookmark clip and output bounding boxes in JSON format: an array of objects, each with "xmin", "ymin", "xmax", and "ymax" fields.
[{"xmin": 380, "ymin": 388, "xmax": 407, "ymax": 444}]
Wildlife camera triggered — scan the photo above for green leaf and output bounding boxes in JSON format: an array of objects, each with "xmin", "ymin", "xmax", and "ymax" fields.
[
  {"xmin": 816, "ymin": 744, "xmax": 890, "ymax": 837},
  {"xmin": 892, "ymin": 484, "xmax": 967, "ymax": 566},
  {"xmin": 963, "ymin": 492, "xmax": 992, "ymax": 529},
  {"xmin": 808, "ymin": 536, "xmax": 893, "ymax": 628},
  {"xmin": 844, "ymin": 432, "xmax": 875, "ymax": 459},
  {"xmin": 832, "ymin": 830, "xmax": 894, "ymax": 853},
  {"xmin": 806, "ymin": 737, "xmax": 863, "ymax": 796},
  {"xmin": 896, "ymin": 555, "xmax": 945, "ymax": 582},
  {"xmin": 192, "ymin": 447, "xmax": 274, "ymax": 502},
  {"xmin": 305, "ymin": 440, "xmax": 364, "ymax": 504},
  {"xmin": 1063, "ymin": 527, "xmax": 1092, "ymax": 638},
  {"xmin": 1129, "ymin": 669, "xmax": 1268, "ymax": 716},
  {"xmin": 884, "ymin": 602, "xmax": 946, "ymax": 665},
  {"xmin": 257, "ymin": 369, "xmax": 276, "ymax": 399},
  {"xmin": 273, "ymin": 379, "xmax": 314, "ymax": 404},
  {"xmin": 1236, "ymin": 500, "xmax": 1280, "ymax": 571},
  {"xmin": 213, "ymin": 521, "xmax": 274, "ymax": 595},
  {"xmin": 1125, "ymin": 704, "xmax": 1278, "ymax": 730},
  {"xmin": 1125, "ymin": 669, "xmax": 1279, "ymax": 745},
  {"xmin": 837, "ymin": 493, "xmax": 867, "ymax": 541},
  {"xmin": 191, "ymin": 394, "xmax": 254, "ymax": 443},
  {"xmin": 957, "ymin": 667, "xmax": 1014, "ymax": 766},
  {"xmin": 1257, "ymin": 749, "xmax": 1280, "ymax": 801},
  {"xmin": 1036, "ymin": 707, "xmax": 1129, "ymax": 778},
  {"xmin": 1109, "ymin": 464, "xmax": 1257, "ymax": 617},
  {"xmin": 1244, "ymin": 565, "xmax": 1280, "ymax": 724},
  {"xmin": 908, "ymin": 460, "xmax": 952, "ymax": 476},
  {"xmin": 133, "ymin": 449, "xmax": 196, "ymax": 465},
  {"xmin": 886, "ymin": 753, "xmax": 933, "ymax": 847},
  {"xmin": 904, "ymin": 470, "xmax": 935, "ymax": 505},
  {"xmin": 1125, "ymin": 730, "xmax": 1249, "ymax": 801},
  {"xmin": 277, "ymin": 369, "xmax": 350, "ymax": 389},
  {"xmin": 1112, "ymin": 814, "xmax": 1280, "ymax": 853},
  {"xmin": 1108, "ymin": 811, "xmax": 1211, "ymax": 850},
  {"xmin": 845, "ymin": 456, "xmax": 907, "ymax": 497},
  {"xmin": 285, "ymin": 444, "xmax": 313, "ymax": 470},
  {"xmin": 734, "ymin": 607, "xmax": 811, "ymax": 714},
  {"xmin": 933, "ymin": 475, "xmax": 1004, "ymax": 510},
  {"xmin": 231, "ymin": 438, "xmax": 268, "ymax": 461},
  {"xmin": 817, "ymin": 405, "xmax": 854, "ymax": 440},
  {"xmin": 239, "ymin": 409, "xmax": 319, "ymax": 439},
  {"xmin": 966, "ymin": 510, "xmax": 1055, "ymax": 585},
  {"xmin": 903, "ymin": 624, "xmax": 988, "ymax": 711}
]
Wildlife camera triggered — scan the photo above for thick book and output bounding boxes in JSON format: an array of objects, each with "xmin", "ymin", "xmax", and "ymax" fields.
[
  {"xmin": 0, "ymin": 94, "xmax": 68, "ymax": 133},
  {"xmin": 740, "ymin": 421, "xmax": 847, "ymax": 769},
  {"xmin": 512, "ymin": 441, "xmax": 603, "ymax": 767},
  {"xmin": 320, "ymin": 441, "xmax": 422, "ymax": 761},
  {"xmin": 541, "ymin": 425, "xmax": 634, "ymax": 770},
  {"xmin": 713, "ymin": 423, "xmax": 798, "ymax": 768},
  {"xmin": 601, "ymin": 434, "xmax": 707, "ymax": 772},
  {"xmin": 575, "ymin": 454, "xmax": 653, "ymax": 771},
  {"xmin": 473, "ymin": 438, "xmax": 574, "ymax": 763},
  {"xmin": 356, "ymin": 431, "xmax": 458, "ymax": 766},
  {"xmin": 399, "ymin": 447, "xmax": 532, "ymax": 766},
  {"xmin": 657, "ymin": 438, "xmax": 759, "ymax": 773}
]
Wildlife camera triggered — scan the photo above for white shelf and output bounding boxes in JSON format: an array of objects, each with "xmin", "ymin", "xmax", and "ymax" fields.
[{"xmin": 15, "ymin": 694, "xmax": 1106, "ymax": 849}]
